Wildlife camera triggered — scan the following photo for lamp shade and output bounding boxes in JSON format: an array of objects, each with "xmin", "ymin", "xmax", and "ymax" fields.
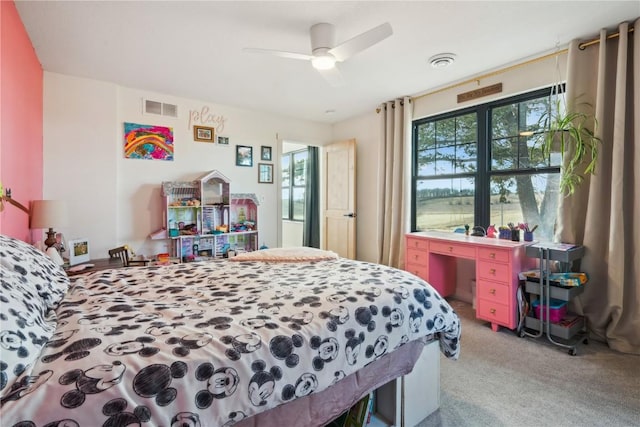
[{"xmin": 30, "ymin": 200, "xmax": 69, "ymax": 229}]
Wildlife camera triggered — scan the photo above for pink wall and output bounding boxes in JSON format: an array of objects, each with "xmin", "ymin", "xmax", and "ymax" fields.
[{"xmin": 0, "ymin": 0, "xmax": 43, "ymax": 241}]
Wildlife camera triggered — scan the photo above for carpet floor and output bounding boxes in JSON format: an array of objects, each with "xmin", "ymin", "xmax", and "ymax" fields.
[{"xmin": 421, "ymin": 299, "xmax": 640, "ymax": 427}]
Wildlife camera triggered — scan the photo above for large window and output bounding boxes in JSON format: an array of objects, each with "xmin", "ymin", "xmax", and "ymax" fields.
[
  {"xmin": 281, "ymin": 149, "xmax": 308, "ymax": 221},
  {"xmin": 412, "ymin": 87, "xmax": 561, "ymax": 240}
]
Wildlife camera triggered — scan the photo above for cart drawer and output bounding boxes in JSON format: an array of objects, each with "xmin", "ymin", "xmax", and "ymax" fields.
[
  {"xmin": 525, "ymin": 281, "xmax": 585, "ymax": 300},
  {"xmin": 525, "ymin": 315, "xmax": 585, "ymax": 340}
]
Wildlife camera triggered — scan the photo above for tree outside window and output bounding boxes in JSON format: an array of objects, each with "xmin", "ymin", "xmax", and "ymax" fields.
[
  {"xmin": 412, "ymin": 87, "xmax": 561, "ymax": 240},
  {"xmin": 281, "ymin": 149, "xmax": 307, "ymax": 221}
]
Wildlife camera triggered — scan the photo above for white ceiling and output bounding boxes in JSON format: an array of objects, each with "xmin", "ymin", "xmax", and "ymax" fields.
[{"xmin": 15, "ymin": 1, "xmax": 639, "ymax": 124}]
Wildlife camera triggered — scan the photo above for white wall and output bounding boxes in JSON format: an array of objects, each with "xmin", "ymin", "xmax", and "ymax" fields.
[
  {"xmin": 333, "ymin": 111, "xmax": 380, "ymax": 263},
  {"xmin": 332, "ymin": 52, "xmax": 568, "ymax": 269},
  {"xmin": 43, "ymin": 72, "xmax": 332, "ymax": 259},
  {"xmin": 413, "ymin": 53, "xmax": 567, "ymax": 120},
  {"xmin": 43, "ymin": 52, "xmax": 566, "ymax": 264}
]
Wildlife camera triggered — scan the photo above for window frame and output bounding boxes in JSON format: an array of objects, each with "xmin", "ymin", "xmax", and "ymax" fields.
[
  {"xmin": 281, "ymin": 148, "xmax": 307, "ymax": 222},
  {"xmin": 411, "ymin": 86, "xmax": 562, "ymax": 232}
]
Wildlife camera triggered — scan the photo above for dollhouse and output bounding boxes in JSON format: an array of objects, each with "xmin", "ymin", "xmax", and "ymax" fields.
[{"xmin": 160, "ymin": 170, "xmax": 259, "ymax": 261}]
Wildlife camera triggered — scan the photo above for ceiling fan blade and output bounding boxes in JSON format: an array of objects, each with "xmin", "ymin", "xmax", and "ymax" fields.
[
  {"xmin": 242, "ymin": 48, "xmax": 314, "ymax": 62},
  {"xmin": 317, "ymin": 66, "xmax": 345, "ymax": 87},
  {"xmin": 329, "ymin": 22, "xmax": 393, "ymax": 62}
]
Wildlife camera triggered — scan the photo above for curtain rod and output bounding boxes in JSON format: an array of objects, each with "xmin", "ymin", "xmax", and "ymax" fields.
[
  {"xmin": 579, "ymin": 25, "xmax": 634, "ymax": 50},
  {"xmin": 411, "ymin": 24, "xmax": 635, "ymax": 102}
]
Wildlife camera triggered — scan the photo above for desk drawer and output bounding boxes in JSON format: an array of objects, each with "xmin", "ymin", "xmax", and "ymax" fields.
[
  {"xmin": 478, "ymin": 247, "xmax": 510, "ymax": 263},
  {"xmin": 406, "ymin": 249, "xmax": 428, "ymax": 265},
  {"xmin": 429, "ymin": 241, "xmax": 475, "ymax": 259},
  {"xmin": 476, "ymin": 280, "xmax": 510, "ymax": 305},
  {"xmin": 406, "ymin": 264, "xmax": 428, "ymax": 281},
  {"xmin": 406, "ymin": 237, "xmax": 429, "ymax": 251},
  {"xmin": 477, "ymin": 260, "xmax": 510, "ymax": 284},
  {"xmin": 477, "ymin": 298, "xmax": 511, "ymax": 326}
]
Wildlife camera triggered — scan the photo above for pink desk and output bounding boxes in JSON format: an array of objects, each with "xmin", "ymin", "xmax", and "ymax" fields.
[{"xmin": 406, "ymin": 231, "xmax": 533, "ymax": 331}]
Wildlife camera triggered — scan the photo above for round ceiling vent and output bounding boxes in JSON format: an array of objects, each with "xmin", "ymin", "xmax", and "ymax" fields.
[{"xmin": 428, "ymin": 53, "xmax": 456, "ymax": 68}]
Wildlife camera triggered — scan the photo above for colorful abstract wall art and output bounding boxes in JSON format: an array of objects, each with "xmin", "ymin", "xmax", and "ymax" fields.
[{"xmin": 124, "ymin": 122, "xmax": 174, "ymax": 160}]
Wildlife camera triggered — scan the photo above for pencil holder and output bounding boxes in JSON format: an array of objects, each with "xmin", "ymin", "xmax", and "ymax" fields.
[
  {"xmin": 511, "ymin": 229, "xmax": 520, "ymax": 242},
  {"xmin": 524, "ymin": 231, "xmax": 534, "ymax": 242},
  {"xmin": 499, "ymin": 229, "xmax": 510, "ymax": 239}
]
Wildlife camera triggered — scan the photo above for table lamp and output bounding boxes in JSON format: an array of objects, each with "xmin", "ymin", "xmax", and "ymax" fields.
[{"xmin": 30, "ymin": 200, "xmax": 69, "ymax": 264}]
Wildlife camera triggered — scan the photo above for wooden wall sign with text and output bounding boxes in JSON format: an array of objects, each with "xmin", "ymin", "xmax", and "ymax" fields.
[{"xmin": 457, "ymin": 83, "xmax": 503, "ymax": 103}]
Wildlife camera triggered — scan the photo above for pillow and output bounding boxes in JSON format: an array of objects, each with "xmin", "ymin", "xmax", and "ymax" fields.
[
  {"xmin": 0, "ymin": 268, "xmax": 56, "ymax": 398},
  {"xmin": 0, "ymin": 234, "xmax": 69, "ymax": 309},
  {"xmin": 229, "ymin": 246, "xmax": 339, "ymax": 262}
]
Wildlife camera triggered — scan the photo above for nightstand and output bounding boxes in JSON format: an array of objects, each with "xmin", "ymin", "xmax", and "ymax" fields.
[{"xmin": 65, "ymin": 257, "xmax": 124, "ymax": 276}]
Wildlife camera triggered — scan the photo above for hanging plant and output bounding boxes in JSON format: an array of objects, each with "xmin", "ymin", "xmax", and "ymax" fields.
[{"xmin": 534, "ymin": 88, "xmax": 601, "ymax": 196}]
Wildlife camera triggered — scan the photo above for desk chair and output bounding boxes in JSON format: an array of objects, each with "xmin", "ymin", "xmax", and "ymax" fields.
[{"xmin": 108, "ymin": 246, "xmax": 150, "ymax": 267}]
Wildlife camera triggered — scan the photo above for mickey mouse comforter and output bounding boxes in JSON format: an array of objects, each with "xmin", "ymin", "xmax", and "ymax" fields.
[{"xmin": 1, "ymin": 258, "xmax": 460, "ymax": 427}]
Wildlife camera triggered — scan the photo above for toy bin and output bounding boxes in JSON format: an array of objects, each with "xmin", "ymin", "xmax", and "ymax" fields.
[{"xmin": 532, "ymin": 299, "xmax": 567, "ymax": 323}]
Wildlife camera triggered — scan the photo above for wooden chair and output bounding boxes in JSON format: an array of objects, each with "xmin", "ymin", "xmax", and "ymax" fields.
[{"xmin": 108, "ymin": 246, "xmax": 150, "ymax": 267}]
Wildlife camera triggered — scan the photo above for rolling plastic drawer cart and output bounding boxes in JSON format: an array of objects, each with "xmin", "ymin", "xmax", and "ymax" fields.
[{"xmin": 521, "ymin": 243, "xmax": 589, "ymax": 355}]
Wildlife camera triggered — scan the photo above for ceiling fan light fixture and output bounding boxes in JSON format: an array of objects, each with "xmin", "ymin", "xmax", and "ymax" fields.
[
  {"xmin": 311, "ymin": 54, "xmax": 336, "ymax": 70},
  {"xmin": 429, "ymin": 53, "xmax": 456, "ymax": 69}
]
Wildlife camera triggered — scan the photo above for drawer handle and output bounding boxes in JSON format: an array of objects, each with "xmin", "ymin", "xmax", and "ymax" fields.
[
  {"xmin": 490, "ymin": 252, "xmax": 496, "ymax": 259},
  {"xmin": 489, "ymin": 288, "xmax": 496, "ymax": 295},
  {"xmin": 489, "ymin": 268, "xmax": 496, "ymax": 275},
  {"xmin": 414, "ymin": 254, "xmax": 419, "ymax": 260},
  {"xmin": 448, "ymin": 246, "xmax": 453, "ymax": 252},
  {"xmin": 490, "ymin": 308, "xmax": 496, "ymax": 314}
]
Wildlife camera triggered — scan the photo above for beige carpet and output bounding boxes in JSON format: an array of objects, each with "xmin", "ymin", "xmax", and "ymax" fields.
[{"xmin": 421, "ymin": 299, "xmax": 640, "ymax": 427}]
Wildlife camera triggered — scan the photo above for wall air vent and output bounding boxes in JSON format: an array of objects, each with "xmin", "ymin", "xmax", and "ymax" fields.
[{"xmin": 143, "ymin": 99, "xmax": 178, "ymax": 118}]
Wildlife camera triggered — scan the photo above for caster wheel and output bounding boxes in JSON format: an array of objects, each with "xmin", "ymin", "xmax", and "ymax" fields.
[
  {"xmin": 583, "ymin": 338, "xmax": 589, "ymax": 345},
  {"xmin": 569, "ymin": 348, "xmax": 577, "ymax": 356},
  {"xmin": 519, "ymin": 330, "xmax": 526, "ymax": 338}
]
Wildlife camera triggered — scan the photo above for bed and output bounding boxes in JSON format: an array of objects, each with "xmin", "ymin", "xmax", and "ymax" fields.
[{"xmin": 0, "ymin": 235, "xmax": 460, "ymax": 427}]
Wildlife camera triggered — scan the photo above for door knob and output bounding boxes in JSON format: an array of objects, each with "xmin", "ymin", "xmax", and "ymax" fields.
[{"xmin": 343, "ymin": 213, "xmax": 357, "ymax": 218}]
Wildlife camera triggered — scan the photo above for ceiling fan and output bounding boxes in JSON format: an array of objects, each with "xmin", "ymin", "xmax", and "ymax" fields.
[{"xmin": 243, "ymin": 22, "xmax": 393, "ymax": 86}]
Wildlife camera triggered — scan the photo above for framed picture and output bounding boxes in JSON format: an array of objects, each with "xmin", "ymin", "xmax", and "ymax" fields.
[
  {"xmin": 68, "ymin": 238, "xmax": 90, "ymax": 266},
  {"xmin": 261, "ymin": 145, "xmax": 272, "ymax": 161},
  {"xmin": 217, "ymin": 136, "xmax": 230, "ymax": 145},
  {"xmin": 193, "ymin": 125, "xmax": 215, "ymax": 142},
  {"xmin": 236, "ymin": 145, "xmax": 253, "ymax": 167},
  {"xmin": 258, "ymin": 163, "xmax": 273, "ymax": 183}
]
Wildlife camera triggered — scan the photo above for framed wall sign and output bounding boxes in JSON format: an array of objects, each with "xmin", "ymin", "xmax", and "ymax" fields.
[
  {"xmin": 258, "ymin": 163, "xmax": 273, "ymax": 183},
  {"xmin": 236, "ymin": 145, "xmax": 253, "ymax": 167},
  {"xmin": 68, "ymin": 238, "xmax": 90, "ymax": 265},
  {"xmin": 194, "ymin": 125, "xmax": 215, "ymax": 142},
  {"xmin": 261, "ymin": 145, "xmax": 272, "ymax": 161}
]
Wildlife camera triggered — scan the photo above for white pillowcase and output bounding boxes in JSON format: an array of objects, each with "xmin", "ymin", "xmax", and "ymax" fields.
[{"xmin": 229, "ymin": 246, "xmax": 339, "ymax": 262}]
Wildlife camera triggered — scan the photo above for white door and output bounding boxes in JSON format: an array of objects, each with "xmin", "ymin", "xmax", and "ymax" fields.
[{"xmin": 323, "ymin": 139, "xmax": 356, "ymax": 259}]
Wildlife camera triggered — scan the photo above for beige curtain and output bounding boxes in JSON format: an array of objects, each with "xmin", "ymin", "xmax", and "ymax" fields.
[
  {"xmin": 556, "ymin": 19, "xmax": 639, "ymax": 354},
  {"xmin": 377, "ymin": 97, "xmax": 412, "ymax": 268}
]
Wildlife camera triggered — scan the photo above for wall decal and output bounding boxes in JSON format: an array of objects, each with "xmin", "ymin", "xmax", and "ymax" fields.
[{"xmin": 188, "ymin": 106, "xmax": 227, "ymax": 134}]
